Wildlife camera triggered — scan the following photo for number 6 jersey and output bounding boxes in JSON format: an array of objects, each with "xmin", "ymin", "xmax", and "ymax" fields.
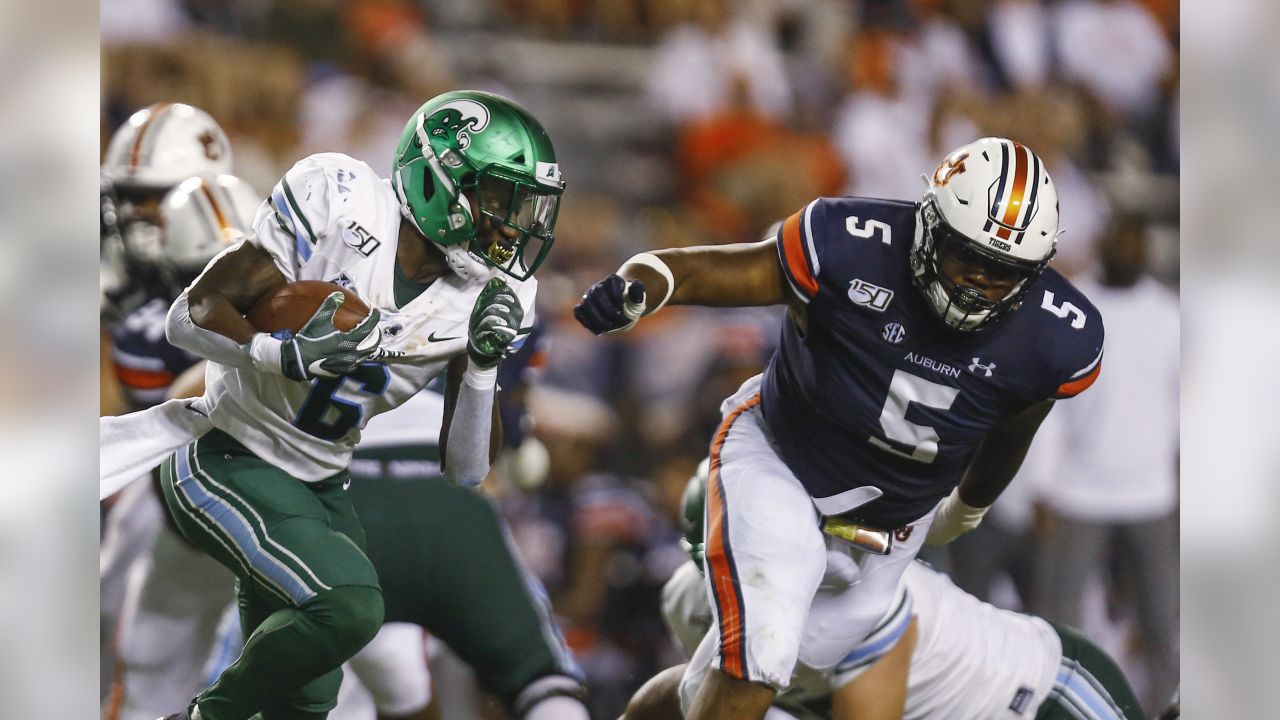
[
  {"xmin": 761, "ymin": 197, "xmax": 1103, "ymax": 528},
  {"xmin": 202, "ymin": 153, "xmax": 536, "ymax": 481}
]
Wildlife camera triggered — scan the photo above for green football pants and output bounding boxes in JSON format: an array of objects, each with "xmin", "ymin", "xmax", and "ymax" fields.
[
  {"xmin": 348, "ymin": 447, "xmax": 582, "ymax": 709},
  {"xmin": 1036, "ymin": 622, "xmax": 1147, "ymax": 720},
  {"xmin": 160, "ymin": 429, "xmax": 383, "ymax": 720}
]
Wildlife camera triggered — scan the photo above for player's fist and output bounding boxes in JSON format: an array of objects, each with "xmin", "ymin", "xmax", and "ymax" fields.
[
  {"xmin": 574, "ymin": 274, "xmax": 646, "ymax": 336},
  {"xmin": 280, "ymin": 293, "xmax": 382, "ymax": 381},
  {"xmin": 468, "ymin": 278, "xmax": 524, "ymax": 369}
]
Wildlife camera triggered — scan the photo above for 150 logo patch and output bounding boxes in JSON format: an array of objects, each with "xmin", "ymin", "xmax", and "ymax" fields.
[{"xmin": 848, "ymin": 278, "xmax": 894, "ymax": 311}]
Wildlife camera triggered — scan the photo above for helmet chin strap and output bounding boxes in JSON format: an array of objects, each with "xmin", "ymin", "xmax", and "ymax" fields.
[{"xmin": 441, "ymin": 244, "xmax": 494, "ymax": 282}]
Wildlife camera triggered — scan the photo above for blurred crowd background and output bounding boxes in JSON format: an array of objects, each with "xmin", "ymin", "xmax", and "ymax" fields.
[{"xmin": 99, "ymin": 0, "xmax": 1179, "ymax": 717}]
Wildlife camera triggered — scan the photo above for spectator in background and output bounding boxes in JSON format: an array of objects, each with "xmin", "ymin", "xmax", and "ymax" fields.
[
  {"xmin": 1053, "ymin": 0, "xmax": 1174, "ymax": 136},
  {"xmin": 986, "ymin": 0, "xmax": 1053, "ymax": 91},
  {"xmin": 831, "ymin": 28, "xmax": 934, "ymax": 199},
  {"xmin": 1032, "ymin": 213, "xmax": 1179, "ymax": 715},
  {"xmin": 646, "ymin": 0, "xmax": 793, "ymax": 125}
]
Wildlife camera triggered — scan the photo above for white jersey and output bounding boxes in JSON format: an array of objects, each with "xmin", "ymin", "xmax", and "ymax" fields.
[
  {"xmin": 663, "ymin": 561, "xmax": 1063, "ymax": 720},
  {"xmin": 203, "ymin": 153, "xmax": 535, "ymax": 481}
]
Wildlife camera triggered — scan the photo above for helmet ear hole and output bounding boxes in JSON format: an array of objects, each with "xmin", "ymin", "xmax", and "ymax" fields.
[{"xmin": 421, "ymin": 170, "xmax": 436, "ymax": 203}]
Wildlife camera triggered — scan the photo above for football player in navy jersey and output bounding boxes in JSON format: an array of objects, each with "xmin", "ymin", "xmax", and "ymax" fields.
[{"xmin": 575, "ymin": 137, "xmax": 1104, "ymax": 720}]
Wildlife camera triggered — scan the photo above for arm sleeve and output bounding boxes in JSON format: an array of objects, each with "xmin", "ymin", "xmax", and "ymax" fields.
[
  {"xmin": 442, "ymin": 361, "xmax": 496, "ymax": 488},
  {"xmin": 774, "ymin": 198, "xmax": 828, "ymax": 304},
  {"xmin": 164, "ymin": 291, "xmax": 256, "ymax": 370}
]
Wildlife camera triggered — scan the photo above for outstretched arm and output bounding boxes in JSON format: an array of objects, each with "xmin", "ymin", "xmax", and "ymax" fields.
[
  {"xmin": 622, "ymin": 239, "xmax": 794, "ymax": 310},
  {"xmin": 575, "ymin": 236, "xmax": 802, "ymax": 335}
]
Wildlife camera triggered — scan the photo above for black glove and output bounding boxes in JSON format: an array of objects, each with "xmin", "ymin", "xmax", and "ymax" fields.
[{"xmin": 573, "ymin": 274, "xmax": 647, "ymax": 336}]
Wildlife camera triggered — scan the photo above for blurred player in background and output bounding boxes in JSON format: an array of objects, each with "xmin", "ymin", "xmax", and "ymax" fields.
[
  {"xmin": 101, "ymin": 103, "xmax": 235, "ymax": 326},
  {"xmin": 621, "ymin": 465, "xmax": 1147, "ymax": 720},
  {"xmin": 103, "ymin": 173, "xmax": 262, "ymax": 720},
  {"xmin": 131, "ymin": 89, "xmax": 564, "ymax": 720},
  {"xmin": 99, "ymin": 101, "xmax": 253, "ymax": 701},
  {"xmin": 339, "ymin": 329, "xmax": 589, "ymax": 720},
  {"xmin": 576, "ymin": 137, "xmax": 1105, "ymax": 720}
]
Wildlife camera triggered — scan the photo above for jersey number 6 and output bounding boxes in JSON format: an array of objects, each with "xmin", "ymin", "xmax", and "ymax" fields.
[{"xmin": 293, "ymin": 363, "xmax": 391, "ymax": 440}]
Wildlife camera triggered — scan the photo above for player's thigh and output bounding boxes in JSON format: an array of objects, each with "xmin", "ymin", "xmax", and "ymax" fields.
[
  {"xmin": 161, "ymin": 431, "xmax": 378, "ymax": 611},
  {"xmin": 799, "ymin": 512, "xmax": 931, "ymax": 671},
  {"xmin": 705, "ymin": 402, "xmax": 828, "ymax": 686}
]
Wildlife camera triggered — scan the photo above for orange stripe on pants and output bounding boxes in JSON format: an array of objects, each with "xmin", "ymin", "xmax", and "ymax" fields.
[{"xmin": 705, "ymin": 393, "xmax": 761, "ymax": 679}]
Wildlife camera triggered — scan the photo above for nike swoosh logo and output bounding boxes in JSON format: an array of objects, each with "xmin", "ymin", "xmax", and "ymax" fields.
[{"xmin": 428, "ymin": 331, "xmax": 461, "ymax": 342}]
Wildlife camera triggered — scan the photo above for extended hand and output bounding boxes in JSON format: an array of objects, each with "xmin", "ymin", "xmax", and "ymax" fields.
[
  {"xmin": 280, "ymin": 293, "xmax": 382, "ymax": 381},
  {"xmin": 468, "ymin": 278, "xmax": 524, "ymax": 368},
  {"xmin": 573, "ymin": 274, "xmax": 646, "ymax": 336}
]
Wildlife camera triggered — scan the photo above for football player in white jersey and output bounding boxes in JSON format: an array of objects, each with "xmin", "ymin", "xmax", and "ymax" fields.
[
  {"xmin": 620, "ymin": 468, "xmax": 1147, "ymax": 720},
  {"xmin": 150, "ymin": 90, "xmax": 564, "ymax": 720}
]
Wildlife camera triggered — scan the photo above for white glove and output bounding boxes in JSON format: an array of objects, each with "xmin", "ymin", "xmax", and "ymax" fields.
[{"xmin": 924, "ymin": 488, "xmax": 989, "ymax": 545}]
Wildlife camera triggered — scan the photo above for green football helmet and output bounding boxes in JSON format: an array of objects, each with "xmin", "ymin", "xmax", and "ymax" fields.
[
  {"xmin": 392, "ymin": 90, "xmax": 564, "ymax": 281},
  {"xmin": 680, "ymin": 457, "xmax": 711, "ymax": 573}
]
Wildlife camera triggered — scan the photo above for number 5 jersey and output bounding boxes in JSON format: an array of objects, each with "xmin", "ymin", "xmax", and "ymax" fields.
[{"xmin": 762, "ymin": 196, "xmax": 1103, "ymax": 528}]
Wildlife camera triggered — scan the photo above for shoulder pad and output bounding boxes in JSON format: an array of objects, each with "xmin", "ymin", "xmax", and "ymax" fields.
[{"xmin": 255, "ymin": 153, "xmax": 389, "ymax": 276}]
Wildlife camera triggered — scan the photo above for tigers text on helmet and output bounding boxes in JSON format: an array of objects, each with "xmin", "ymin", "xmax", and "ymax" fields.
[
  {"xmin": 391, "ymin": 90, "xmax": 564, "ymax": 281},
  {"xmin": 911, "ymin": 137, "xmax": 1060, "ymax": 332},
  {"xmin": 158, "ymin": 174, "xmax": 260, "ymax": 298},
  {"xmin": 103, "ymin": 103, "xmax": 233, "ymax": 190}
]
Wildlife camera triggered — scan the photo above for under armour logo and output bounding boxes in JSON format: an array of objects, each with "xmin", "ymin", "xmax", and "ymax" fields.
[{"xmin": 968, "ymin": 358, "xmax": 997, "ymax": 377}]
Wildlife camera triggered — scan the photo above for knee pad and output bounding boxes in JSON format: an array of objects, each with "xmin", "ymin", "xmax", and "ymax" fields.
[{"xmin": 513, "ymin": 674, "xmax": 589, "ymax": 720}]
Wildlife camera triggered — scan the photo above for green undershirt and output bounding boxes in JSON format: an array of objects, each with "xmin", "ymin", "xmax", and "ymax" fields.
[{"xmin": 393, "ymin": 260, "xmax": 434, "ymax": 308}]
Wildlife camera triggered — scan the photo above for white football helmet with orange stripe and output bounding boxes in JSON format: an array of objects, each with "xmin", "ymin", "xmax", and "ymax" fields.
[
  {"xmin": 103, "ymin": 103, "xmax": 232, "ymax": 189},
  {"xmin": 911, "ymin": 137, "xmax": 1061, "ymax": 331},
  {"xmin": 157, "ymin": 173, "xmax": 261, "ymax": 296}
]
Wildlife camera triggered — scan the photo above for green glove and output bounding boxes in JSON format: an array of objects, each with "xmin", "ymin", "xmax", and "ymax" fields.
[
  {"xmin": 280, "ymin": 292, "xmax": 382, "ymax": 381},
  {"xmin": 467, "ymin": 278, "xmax": 524, "ymax": 369}
]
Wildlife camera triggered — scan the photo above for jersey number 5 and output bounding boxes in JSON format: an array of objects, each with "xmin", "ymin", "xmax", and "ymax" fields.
[
  {"xmin": 294, "ymin": 363, "xmax": 390, "ymax": 440},
  {"xmin": 1040, "ymin": 290, "xmax": 1087, "ymax": 329},
  {"xmin": 846, "ymin": 216, "xmax": 892, "ymax": 245},
  {"xmin": 868, "ymin": 370, "xmax": 959, "ymax": 463}
]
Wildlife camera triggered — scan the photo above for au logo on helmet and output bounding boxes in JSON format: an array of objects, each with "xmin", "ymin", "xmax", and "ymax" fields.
[{"xmin": 425, "ymin": 99, "xmax": 491, "ymax": 149}]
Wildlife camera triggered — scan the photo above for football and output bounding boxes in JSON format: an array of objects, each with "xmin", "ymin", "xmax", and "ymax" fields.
[{"xmin": 246, "ymin": 280, "xmax": 371, "ymax": 334}]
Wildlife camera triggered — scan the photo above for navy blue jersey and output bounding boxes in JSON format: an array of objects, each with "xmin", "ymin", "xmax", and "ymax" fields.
[
  {"xmin": 111, "ymin": 298, "xmax": 202, "ymax": 410},
  {"xmin": 760, "ymin": 197, "xmax": 1104, "ymax": 529}
]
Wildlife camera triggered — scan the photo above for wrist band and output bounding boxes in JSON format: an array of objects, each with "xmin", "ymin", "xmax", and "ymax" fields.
[
  {"xmin": 247, "ymin": 333, "xmax": 284, "ymax": 375},
  {"xmin": 463, "ymin": 360, "xmax": 498, "ymax": 390},
  {"xmin": 626, "ymin": 252, "xmax": 676, "ymax": 314}
]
